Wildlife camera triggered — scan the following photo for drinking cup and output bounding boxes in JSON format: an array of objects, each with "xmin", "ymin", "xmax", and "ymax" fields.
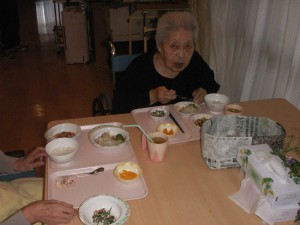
[
  {"xmin": 225, "ymin": 104, "xmax": 244, "ymax": 116},
  {"xmin": 147, "ymin": 132, "xmax": 169, "ymax": 162}
]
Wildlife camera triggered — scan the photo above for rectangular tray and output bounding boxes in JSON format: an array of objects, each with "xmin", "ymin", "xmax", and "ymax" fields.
[
  {"xmin": 47, "ymin": 122, "xmax": 148, "ymax": 208},
  {"xmin": 131, "ymin": 103, "xmax": 212, "ymax": 144}
]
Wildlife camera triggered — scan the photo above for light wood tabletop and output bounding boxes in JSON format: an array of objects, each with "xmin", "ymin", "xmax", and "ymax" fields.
[{"xmin": 45, "ymin": 98, "xmax": 300, "ymax": 225}]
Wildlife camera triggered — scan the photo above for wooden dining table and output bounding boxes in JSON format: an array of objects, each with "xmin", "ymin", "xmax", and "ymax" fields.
[{"xmin": 45, "ymin": 98, "xmax": 300, "ymax": 225}]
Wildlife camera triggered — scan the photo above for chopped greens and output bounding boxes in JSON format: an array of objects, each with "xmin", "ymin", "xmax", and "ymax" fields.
[
  {"xmin": 151, "ymin": 110, "xmax": 166, "ymax": 117},
  {"xmin": 92, "ymin": 208, "xmax": 116, "ymax": 225}
]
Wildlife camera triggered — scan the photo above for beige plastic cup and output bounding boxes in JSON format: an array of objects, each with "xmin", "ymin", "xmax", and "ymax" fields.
[
  {"xmin": 225, "ymin": 104, "xmax": 244, "ymax": 115},
  {"xmin": 147, "ymin": 132, "xmax": 169, "ymax": 162}
]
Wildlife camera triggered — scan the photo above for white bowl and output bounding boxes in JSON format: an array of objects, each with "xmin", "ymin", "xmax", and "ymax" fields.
[
  {"xmin": 156, "ymin": 123, "xmax": 179, "ymax": 137},
  {"xmin": 190, "ymin": 113, "xmax": 213, "ymax": 128},
  {"xmin": 148, "ymin": 106, "xmax": 170, "ymax": 122},
  {"xmin": 204, "ymin": 93, "xmax": 230, "ymax": 114},
  {"xmin": 174, "ymin": 101, "xmax": 201, "ymax": 116},
  {"xmin": 88, "ymin": 125, "xmax": 129, "ymax": 149},
  {"xmin": 79, "ymin": 195, "xmax": 130, "ymax": 225},
  {"xmin": 45, "ymin": 138, "xmax": 79, "ymax": 164},
  {"xmin": 45, "ymin": 123, "xmax": 81, "ymax": 142},
  {"xmin": 113, "ymin": 162, "xmax": 142, "ymax": 183}
]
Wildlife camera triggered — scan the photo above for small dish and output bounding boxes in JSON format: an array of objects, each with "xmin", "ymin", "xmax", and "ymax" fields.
[
  {"xmin": 148, "ymin": 106, "xmax": 170, "ymax": 122},
  {"xmin": 156, "ymin": 123, "xmax": 179, "ymax": 137},
  {"xmin": 45, "ymin": 138, "xmax": 79, "ymax": 164},
  {"xmin": 113, "ymin": 162, "xmax": 142, "ymax": 183},
  {"xmin": 79, "ymin": 194, "xmax": 130, "ymax": 225},
  {"xmin": 88, "ymin": 125, "xmax": 129, "ymax": 149},
  {"xmin": 190, "ymin": 113, "xmax": 213, "ymax": 128},
  {"xmin": 45, "ymin": 123, "xmax": 81, "ymax": 142},
  {"xmin": 174, "ymin": 101, "xmax": 201, "ymax": 116},
  {"xmin": 224, "ymin": 104, "xmax": 244, "ymax": 115}
]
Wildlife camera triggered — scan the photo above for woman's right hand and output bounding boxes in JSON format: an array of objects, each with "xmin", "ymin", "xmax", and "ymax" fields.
[{"xmin": 149, "ymin": 86, "xmax": 176, "ymax": 105}]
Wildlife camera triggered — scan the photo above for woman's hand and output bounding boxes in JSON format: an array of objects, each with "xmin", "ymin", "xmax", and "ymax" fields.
[
  {"xmin": 14, "ymin": 147, "xmax": 47, "ymax": 172},
  {"xmin": 22, "ymin": 200, "xmax": 77, "ymax": 225},
  {"xmin": 192, "ymin": 88, "xmax": 207, "ymax": 104},
  {"xmin": 149, "ymin": 86, "xmax": 177, "ymax": 105}
]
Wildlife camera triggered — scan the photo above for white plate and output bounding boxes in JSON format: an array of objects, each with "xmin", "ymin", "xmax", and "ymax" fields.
[
  {"xmin": 45, "ymin": 123, "xmax": 81, "ymax": 141},
  {"xmin": 174, "ymin": 101, "xmax": 201, "ymax": 116},
  {"xmin": 79, "ymin": 195, "xmax": 130, "ymax": 225},
  {"xmin": 88, "ymin": 125, "xmax": 129, "ymax": 149},
  {"xmin": 189, "ymin": 113, "xmax": 213, "ymax": 128}
]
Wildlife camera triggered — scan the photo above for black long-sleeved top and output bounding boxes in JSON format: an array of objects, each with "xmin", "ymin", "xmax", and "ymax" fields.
[{"xmin": 112, "ymin": 51, "xmax": 220, "ymax": 114}]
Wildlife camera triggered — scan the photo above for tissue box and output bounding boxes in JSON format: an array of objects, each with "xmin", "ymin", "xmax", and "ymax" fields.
[
  {"xmin": 255, "ymin": 197, "xmax": 299, "ymax": 225},
  {"xmin": 201, "ymin": 116, "xmax": 286, "ymax": 169},
  {"xmin": 237, "ymin": 144, "xmax": 300, "ymax": 207},
  {"xmin": 229, "ymin": 177, "xmax": 299, "ymax": 225}
]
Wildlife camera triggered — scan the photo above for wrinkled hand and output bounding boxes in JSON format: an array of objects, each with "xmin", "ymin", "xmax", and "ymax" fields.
[
  {"xmin": 149, "ymin": 86, "xmax": 177, "ymax": 105},
  {"xmin": 192, "ymin": 88, "xmax": 207, "ymax": 104},
  {"xmin": 22, "ymin": 200, "xmax": 77, "ymax": 225},
  {"xmin": 14, "ymin": 147, "xmax": 48, "ymax": 172}
]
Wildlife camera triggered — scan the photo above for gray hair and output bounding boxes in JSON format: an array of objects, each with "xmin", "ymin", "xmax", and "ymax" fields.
[{"xmin": 155, "ymin": 11, "xmax": 199, "ymax": 47}]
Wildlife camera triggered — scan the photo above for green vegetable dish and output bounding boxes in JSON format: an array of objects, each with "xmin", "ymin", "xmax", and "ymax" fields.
[{"xmin": 92, "ymin": 208, "xmax": 116, "ymax": 225}]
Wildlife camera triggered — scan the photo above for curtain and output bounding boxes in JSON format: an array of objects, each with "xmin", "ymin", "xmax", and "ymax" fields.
[{"xmin": 190, "ymin": 0, "xmax": 300, "ymax": 109}]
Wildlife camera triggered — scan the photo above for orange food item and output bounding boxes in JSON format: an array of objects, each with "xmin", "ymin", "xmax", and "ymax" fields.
[
  {"xmin": 162, "ymin": 128, "xmax": 174, "ymax": 135},
  {"xmin": 119, "ymin": 170, "xmax": 138, "ymax": 180}
]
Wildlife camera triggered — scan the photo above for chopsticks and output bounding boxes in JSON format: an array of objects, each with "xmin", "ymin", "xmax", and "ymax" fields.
[{"xmin": 170, "ymin": 113, "xmax": 185, "ymax": 133}]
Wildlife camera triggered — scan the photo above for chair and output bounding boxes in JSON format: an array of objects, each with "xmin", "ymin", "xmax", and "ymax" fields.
[
  {"xmin": 92, "ymin": 41, "xmax": 141, "ymax": 116},
  {"xmin": 0, "ymin": 150, "xmax": 36, "ymax": 182}
]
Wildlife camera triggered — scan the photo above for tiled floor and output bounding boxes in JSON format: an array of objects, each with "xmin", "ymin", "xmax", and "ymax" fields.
[{"xmin": 0, "ymin": 0, "xmax": 113, "ymax": 156}]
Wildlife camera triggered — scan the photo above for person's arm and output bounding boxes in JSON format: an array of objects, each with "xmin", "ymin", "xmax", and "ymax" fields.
[
  {"xmin": 0, "ymin": 147, "xmax": 47, "ymax": 174},
  {"xmin": 0, "ymin": 151, "xmax": 18, "ymax": 174},
  {"xmin": 0, "ymin": 211, "xmax": 30, "ymax": 225}
]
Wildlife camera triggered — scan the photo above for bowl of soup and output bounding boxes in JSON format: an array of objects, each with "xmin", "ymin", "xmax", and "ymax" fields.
[
  {"xmin": 225, "ymin": 104, "xmax": 244, "ymax": 115},
  {"xmin": 45, "ymin": 123, "xmax": 81, "ymax": 142}
]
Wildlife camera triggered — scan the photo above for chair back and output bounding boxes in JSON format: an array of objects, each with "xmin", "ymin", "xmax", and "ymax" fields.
[{"xmin": 111, "ymin": 54, "xmax": 140, "ymax": 73}]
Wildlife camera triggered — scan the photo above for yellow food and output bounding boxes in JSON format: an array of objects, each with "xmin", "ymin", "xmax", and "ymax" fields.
[
  {"xmin": 163, "ymin": 128, "xmax": 174, "ymax": 135},
  {"xmin": 119, "ymin": 170, "xmax": 138, "ymax": 180}
]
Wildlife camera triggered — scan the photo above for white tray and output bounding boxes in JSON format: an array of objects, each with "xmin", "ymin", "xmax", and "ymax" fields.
[
  {"xmin": 47, "ymin": 123, "xmax": 148, "ymax": 208},
  {"xmin": 131, "ymin": 103, "xmax": 215, "ymax": 144}
]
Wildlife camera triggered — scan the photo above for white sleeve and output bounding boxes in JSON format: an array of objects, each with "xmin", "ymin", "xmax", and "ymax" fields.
[{"xmin": 0, "ymin": 211, "xmax": 30, "ymax": 225}]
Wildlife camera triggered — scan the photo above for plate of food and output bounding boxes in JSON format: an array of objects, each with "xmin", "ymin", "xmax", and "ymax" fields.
[
  {"xmin": 174, "ymin": 101, "xmax": 201, "ymax": 116},
  {"xmin": 88, "ymin": 125, "xmax": 129, "ymax": 149},
  {"xmin": 45, "ymin": 123, "xmax": 81, "ymax": 142},
  {"xmin": 189, "ymin": 113, "xmax": 213, "ymax": 128},
  {"xmin": 79, "ymin": 195, "xmax": 130, "ymax": 225}
]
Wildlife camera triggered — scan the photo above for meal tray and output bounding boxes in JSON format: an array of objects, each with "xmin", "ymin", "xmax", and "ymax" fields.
[
  {"xmin": 47, "ymin": 123, "xmax": 148, "ymax": 208},
  {"xmin": 131, "ymin": 103, "xmax": 213, "ymax": 144}
]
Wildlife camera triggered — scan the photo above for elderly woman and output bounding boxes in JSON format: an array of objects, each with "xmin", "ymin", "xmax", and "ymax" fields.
[{"xmin": 112, "ymin": 11, "xmax": 220, "ymax": 114}]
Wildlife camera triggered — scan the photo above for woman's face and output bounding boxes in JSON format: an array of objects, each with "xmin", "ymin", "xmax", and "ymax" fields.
[{"xmin": 157, "ymin": 28, "xmax": 194, "ymax": 74}]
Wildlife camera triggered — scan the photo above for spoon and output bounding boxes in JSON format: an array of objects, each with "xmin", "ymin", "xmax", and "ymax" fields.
[{"xmin": 77, "ymin": 167, "xmax": 104, "ymax": 176}]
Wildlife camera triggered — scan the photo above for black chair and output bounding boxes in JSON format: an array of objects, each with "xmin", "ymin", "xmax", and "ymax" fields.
[{"xmin": 92, "ymin": 41, "xmax": 140, "ymax": 116}]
